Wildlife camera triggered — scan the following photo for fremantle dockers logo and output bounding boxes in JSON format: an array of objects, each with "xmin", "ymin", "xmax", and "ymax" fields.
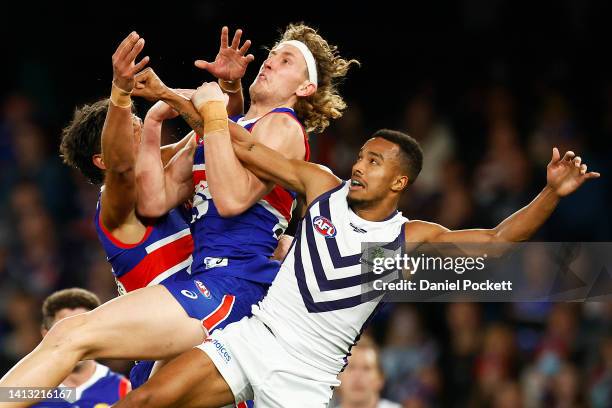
[{"xmin": 313, "ymin": 215, "xmax": 337, "ymax": 238}]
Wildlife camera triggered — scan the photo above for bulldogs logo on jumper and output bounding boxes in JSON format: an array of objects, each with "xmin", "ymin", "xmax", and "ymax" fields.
[
  {"xmin": 313, "ymin": 215, "xmax": 337, "ymax": 238},
  {"xmin": 194, "ymin": 280, "xmax": 211, "ymax": 299}
]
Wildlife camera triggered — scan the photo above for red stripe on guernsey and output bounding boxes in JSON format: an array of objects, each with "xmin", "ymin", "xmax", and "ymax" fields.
[
  {"xmin": 193, "ymin": 169, "xmax": 206, "ymax": 186},
  {"xmin": 202, "ymin": 295, "xmax": 235, "ymax": 332},
  {"xmin": 262, "ymin": 186, "xmax": 293, "ymax": 222},
  {"xmin": 118, "ymin": 377, "xmax": 131, "ymax": 398},
  {"xmin": 236, "ymin": 402, "xmax": 248, "ymax": 408},
  {"xmin": 118, "ymin": 234, "xmax": 194, "ymax": 292},
  {"xmin": 98, "ymin": 214, "xmax": 154, "ymax": 249}
]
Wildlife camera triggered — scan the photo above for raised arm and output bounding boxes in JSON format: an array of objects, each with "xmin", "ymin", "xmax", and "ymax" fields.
[
  {"xmin": 194, "ymin": 26, "xmax": 255, "ymax": 116},
  {"xmin": 133, "ymin": 68, "xmax": 204, "ymax": 135},
  {"xmin": 100, "ymin": 32, "xmax": 149, "ymax": 230},
  {"xmin": 408, "ymin": 148, "xmax": 601, "ymax": 244},
  {"xmin": 140, "ymin": 95, "xmax": 195, "ymax": 166},
  {"xmin": 135, "ymin": 101, "xmax": 196, "ymax": 218},
  {"xmin": 191, "ymin": 82, "xmax": 306, "ymax": 217}
]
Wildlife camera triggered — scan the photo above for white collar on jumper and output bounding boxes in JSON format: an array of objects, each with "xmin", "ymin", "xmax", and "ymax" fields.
[{"xmin": 276, "ymin": 40, "xmax": 318, "ymax": 86}]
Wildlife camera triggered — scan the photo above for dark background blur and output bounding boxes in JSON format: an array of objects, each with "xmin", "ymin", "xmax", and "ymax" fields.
[{"xmin": 1, "ymin": 1, "xmax": 611, "ymax": 407}]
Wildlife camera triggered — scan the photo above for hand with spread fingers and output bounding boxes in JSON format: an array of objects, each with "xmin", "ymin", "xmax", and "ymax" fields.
[
  {"xmin": 194, "ymin": 26, "xmax": 255, "ymax": 81},
  {"xmin": 112, "ymin": 31, "xmax": 150, "ymax": 92},
  {"xmin": 133, "ymin": 67, "xmax": 170, "ymax": 101},
  {"xmin": 546, "ymin": 147, "xmax": 601, "ymax": 197}
]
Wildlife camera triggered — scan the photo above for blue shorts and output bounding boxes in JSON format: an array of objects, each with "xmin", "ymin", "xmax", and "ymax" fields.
[
  {"xmin": 130, "ymin": 273, "xmax": 269, "ymax": 390},
  {"xmin": 130, "ymin": 360, "xmax": 155, "ymax": 389}
]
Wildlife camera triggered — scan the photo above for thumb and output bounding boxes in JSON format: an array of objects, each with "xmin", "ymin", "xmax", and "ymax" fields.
[
  {"xmin": 551, "ymin": 147, "xmax": 560, "ymax": 164},
  {"xmin": 194, "ymin": 60, "xmax": 210, "ymax": 70}
]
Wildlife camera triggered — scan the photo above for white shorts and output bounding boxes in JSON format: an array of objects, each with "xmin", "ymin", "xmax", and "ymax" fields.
[{"xmin": 197, "ymin": 316, "xmax": 340, "ymax": 407}]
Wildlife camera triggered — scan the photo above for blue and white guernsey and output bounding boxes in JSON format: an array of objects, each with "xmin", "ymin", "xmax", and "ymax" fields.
[{"xmin": 252, "ymin": 181, "xmax": 407, "ymax": 374}]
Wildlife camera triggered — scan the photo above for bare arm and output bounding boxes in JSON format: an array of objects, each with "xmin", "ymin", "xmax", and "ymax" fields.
[
  {"xmin": 223, "ymin": 81, "xmax": 245, "ymax": 117},
  {"xmin": 407, "ymin": 148, "xmax": 601, "ymax": 244},
  {"xmin": 133, "ymin": 68, "xmax": 204, "ymax": 135},
  {"xmin": 135, "ymin": 106, "xmax": 196, "ymax": 218},
  {"xmin": 272, "ymin": 234, "xmax": 294, "ymax": 261},
  {"xmin": 144, "ymin": 98, "xmax": 195, "ymax": 166},
  {"xmin": 202, "ymin": 111, "xmax": 306, "ymax": 216},
  {"xmin": 231, "ymin": 122, "xmax": 341, "ymax": 206},
  {"xmin": 100, "ymin": 32, "xmax": 149, "ymax": 230}
]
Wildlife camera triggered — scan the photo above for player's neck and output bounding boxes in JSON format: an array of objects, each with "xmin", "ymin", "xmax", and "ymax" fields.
[
  {"xmin": 244, "ymin": 97, "xmax": 293, "ymax": 120},
  {"xmin": 349, "ymin": 197, "xmax": 399, "ymax": 222},
  {"xmin": 62, "ymin": 360, "xmax": 97, "ymax": 388}
]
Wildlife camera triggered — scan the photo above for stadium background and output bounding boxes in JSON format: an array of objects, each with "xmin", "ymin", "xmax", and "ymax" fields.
[{"xmin": 1, "ymin": 1, "xmax": 611, "ymax": 406}]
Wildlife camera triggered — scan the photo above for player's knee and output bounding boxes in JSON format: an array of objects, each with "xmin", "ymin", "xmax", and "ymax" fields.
[{"xmin": 42, "ymin": 312, "xmax": 93, "ymax": 354}]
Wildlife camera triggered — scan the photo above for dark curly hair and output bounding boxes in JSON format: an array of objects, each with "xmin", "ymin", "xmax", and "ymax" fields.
[
  {"xmin": 60, "ymin": 99, "xmax": 134, "ymax": 184},
  {"xmin": 274, "ymin": 23, "xmax": 359, "ymax": 133}
]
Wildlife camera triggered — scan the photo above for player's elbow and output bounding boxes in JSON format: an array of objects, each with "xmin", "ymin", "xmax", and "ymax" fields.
[
  {"xmin": 105, "ymin": 154, "xmax": 134, "ymax": 176},
  {"xmin": 136, "ymin": 199, "xmax": 167, "ymax": 218},
  {"xmin": 215, "ymin": 197, "xmax": 247, "ymax": 218}
]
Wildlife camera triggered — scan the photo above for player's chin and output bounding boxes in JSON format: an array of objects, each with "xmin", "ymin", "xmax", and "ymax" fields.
[{"xmin": 347, "ymin": 189, "xmax": 368, "ymax": 204}]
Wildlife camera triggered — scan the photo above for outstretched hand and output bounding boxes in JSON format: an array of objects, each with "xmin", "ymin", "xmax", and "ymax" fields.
[
  {"xmin": 112, "ymin": 32, "xmax": 150, "ymax": 92},
  {"xmin": 194, "ymin": 26, "xmax": 255, "ymax": 81},
  {"xmin": 547, "ymin": 147, "xmax": 600, "ymax": 197}
]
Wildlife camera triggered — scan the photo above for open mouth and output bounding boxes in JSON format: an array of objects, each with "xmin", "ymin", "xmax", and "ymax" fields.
[{"xmin": 349, "ymin": 178, "xmax": 365, "ymax": 191}]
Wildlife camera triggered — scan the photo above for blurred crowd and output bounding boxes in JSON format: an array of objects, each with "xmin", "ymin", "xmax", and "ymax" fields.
[{"xmin": 0, "ymin": 80, "xmax": 610, "ymax": 407}]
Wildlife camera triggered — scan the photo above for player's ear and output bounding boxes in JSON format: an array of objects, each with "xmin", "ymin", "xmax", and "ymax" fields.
[
  {"xmin": 92, "ymin": 154, "xmax": 106, "ymax": 170},
  {"xmin": 296, "ymin": 81, "xmax": 316, "ymax": 97},
  {"xmin": 391, "ymin": 175, "xmax": 409, "ymax": 193}
]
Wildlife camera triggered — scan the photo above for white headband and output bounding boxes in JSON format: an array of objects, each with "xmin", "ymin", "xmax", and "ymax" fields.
[{"xmin": 277, "ymin": 40, "xmax": 318, "ymax": 86}]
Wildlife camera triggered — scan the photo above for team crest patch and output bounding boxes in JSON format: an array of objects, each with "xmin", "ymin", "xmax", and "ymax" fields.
[
  {"xmin": 313, "ymin": 215, "xmax": 337, "ymax": 238},
  {"xmin": 195, "ymin": 280, "xmax": 211, "ymax": 299}
]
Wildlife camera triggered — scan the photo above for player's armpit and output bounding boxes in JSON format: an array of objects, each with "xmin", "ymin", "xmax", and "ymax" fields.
[{"xmin": 160, "ymin": 131, "xmax": 195, "ymax": 166}]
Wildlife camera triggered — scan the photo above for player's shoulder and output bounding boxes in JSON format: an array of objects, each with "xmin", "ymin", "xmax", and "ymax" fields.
[
  {"xmin": 251, "ymin": 111, "xmax": 306, "ymax": 158},
  {"xmin": 253, "ymin": 111, "xmax": 303, "ymax": 137}
]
